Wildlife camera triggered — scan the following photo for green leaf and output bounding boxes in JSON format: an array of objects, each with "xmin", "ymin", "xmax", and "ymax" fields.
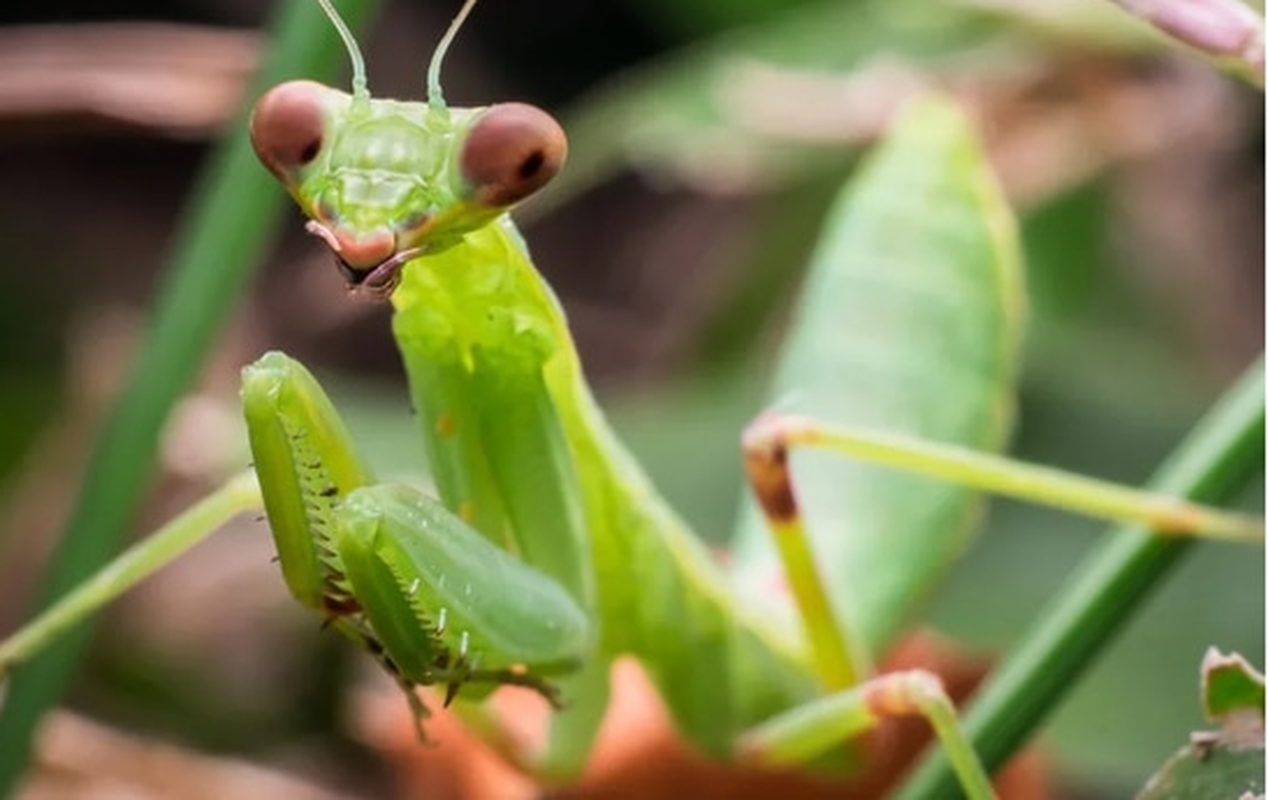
[
  {"xmin": 1137, "ymin": 738, "xmax": 1265, "ymax": 800},
  {"xmin": 1202, "ymin": 648, "xmax": 1266, "ymax": 722},
  {"xmin": 1137, "ymin": 650, "xmax": 1265, "ymax": 800},
  {"xmin": 729, "ymin": 95, "xmax": 1025, "ymax": 659}
]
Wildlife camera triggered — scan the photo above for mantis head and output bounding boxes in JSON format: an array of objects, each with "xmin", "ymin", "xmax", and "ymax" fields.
[{"xmin": 247, "ymin": 0, "xmax": 567, "ymax": 298}]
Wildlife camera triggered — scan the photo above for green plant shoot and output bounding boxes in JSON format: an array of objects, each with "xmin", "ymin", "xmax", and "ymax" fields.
[{"xmin": 1, "ymin": 0, "xmax": 1260, "ymax": 796}]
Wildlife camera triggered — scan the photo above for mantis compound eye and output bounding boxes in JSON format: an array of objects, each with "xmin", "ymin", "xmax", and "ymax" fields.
[
  {"xmin": 460, "ymin": 103, "xmax": 567, "ymax": 208},
  {"xmin": 249, "ymin": 80, "xmax": 329, "ymax": 183}
]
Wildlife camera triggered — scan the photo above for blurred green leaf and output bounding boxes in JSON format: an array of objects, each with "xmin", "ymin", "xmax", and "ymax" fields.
[
  {"xmin": 1137, "ymin": 650, "xmax": 1264, "ymax": 799},
  {"xmin": 1138, "ymin": 739, "xmax": 1264, "ymax": 800},
  {"xmin": 728, "ymin": 97, "xmax": 1025, "ymax": 658},
  {"xmin": 1202, "ymin": 649, "xmax": 1265, "ymax": 721}
]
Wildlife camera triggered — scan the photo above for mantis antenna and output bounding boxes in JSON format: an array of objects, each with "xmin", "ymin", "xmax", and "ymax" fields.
[
  {"xmin": 313, "ymin": 0, "xmax": 369, "ymax": 104},
  {"xmin": 427, "ymin": 0, "xmax": 481, "ymax": 111}
]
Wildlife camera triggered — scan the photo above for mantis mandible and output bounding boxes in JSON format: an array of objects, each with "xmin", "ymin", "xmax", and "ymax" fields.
[{"xmin": 1, "ymin": 0, "xmax": 1260, "ymax": 796}]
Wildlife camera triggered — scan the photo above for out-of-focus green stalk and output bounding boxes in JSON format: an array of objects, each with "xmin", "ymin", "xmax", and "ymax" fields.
[
  {"xmin": 0, "ymin": 1, "xmax": 383, "ymax": 791},
  {"xmin": 894, "ymin": 357, "xmax": 1264, "ymax": 799}
]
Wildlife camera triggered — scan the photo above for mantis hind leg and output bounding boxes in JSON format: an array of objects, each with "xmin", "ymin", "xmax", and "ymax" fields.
[
  {"xmin": 743, "ymin": 413, "xmax": 1262, "ymax": 547},
  {"xmin": 735, "ymin": 669, "xmax": 996, "ymax": 800},
  {"xmin": 738, "ymin": 408, "xmax": 1261, "ymax": 797},
  {"xmin": 740, "ymin": 408, "xmax": 1261, "ymax": 702},
  {"xmin": 740, "ymin": 412, "xmax": 996, "ymax": 797}
]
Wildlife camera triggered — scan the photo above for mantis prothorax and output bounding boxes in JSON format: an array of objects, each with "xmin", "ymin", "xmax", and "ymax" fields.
[{"xmin": 1, "ymin": 0, "xmax": 1260, "ymax": 796}]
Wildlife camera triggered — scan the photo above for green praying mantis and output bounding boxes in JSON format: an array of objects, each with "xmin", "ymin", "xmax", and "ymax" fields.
[{"xmin": 0, "ymin": 1, "xmax": 1262, "ymax": 797}]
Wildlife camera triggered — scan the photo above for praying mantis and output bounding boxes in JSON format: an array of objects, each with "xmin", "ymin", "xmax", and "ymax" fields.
[{"xmin": 0, "ymin": 0, "xmax": 1261, "ymax": 796}]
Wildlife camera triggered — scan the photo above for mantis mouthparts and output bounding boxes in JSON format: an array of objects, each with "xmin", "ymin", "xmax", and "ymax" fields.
[{"xmin": 304, "ymin": 219, "xmax": 425, "ymax": 300}]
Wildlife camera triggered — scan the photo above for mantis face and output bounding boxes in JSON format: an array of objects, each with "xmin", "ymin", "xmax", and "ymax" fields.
[{"xmin": 249, "ymin": 80, "xmax": 567, "ymax": 297}]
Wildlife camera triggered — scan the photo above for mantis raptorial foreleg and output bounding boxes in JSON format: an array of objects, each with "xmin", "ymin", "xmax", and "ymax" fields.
[{"xmin": 242, "ymin": 352, "xmax": 591, "ymax": 738}]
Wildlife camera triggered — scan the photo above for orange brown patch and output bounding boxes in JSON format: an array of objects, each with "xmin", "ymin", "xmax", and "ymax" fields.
[
  {"xmin": 436, "ymin": 413, "xmax": 456, "ymax": 438},
  {"xmin": 356, "ymin": 631, "xmax": 1053, "ymax": 799}
]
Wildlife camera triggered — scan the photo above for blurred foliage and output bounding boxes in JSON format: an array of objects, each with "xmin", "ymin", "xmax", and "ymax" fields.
[{"xmin": 1137, "ymin": 650, "xmax": 1264, "ymax": 799}]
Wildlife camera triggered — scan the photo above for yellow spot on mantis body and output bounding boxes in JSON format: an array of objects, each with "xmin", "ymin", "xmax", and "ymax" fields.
[
  {"xmin": 459, "ymin": 501, "xmax": 476, "ymax": 523},
  {"xmin": 435, "ymin": 413, "xmax": 456, "ymax": 437}
]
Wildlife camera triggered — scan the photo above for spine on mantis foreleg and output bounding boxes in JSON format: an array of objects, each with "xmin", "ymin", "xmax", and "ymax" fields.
[
  {"xmin": 241, "ymin": 350, "xmax": 428, "ymax": 724},
  {"xmin": 242, "ymin": 350, "xmax": 591, "ymax": 739},
  {"xmin": 334, "ymin": 483, "xmax": 591, "ymax": 705},
  {"xmin": 241, "ymin": 350, "xmax": 374, "ymax": 619}
]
